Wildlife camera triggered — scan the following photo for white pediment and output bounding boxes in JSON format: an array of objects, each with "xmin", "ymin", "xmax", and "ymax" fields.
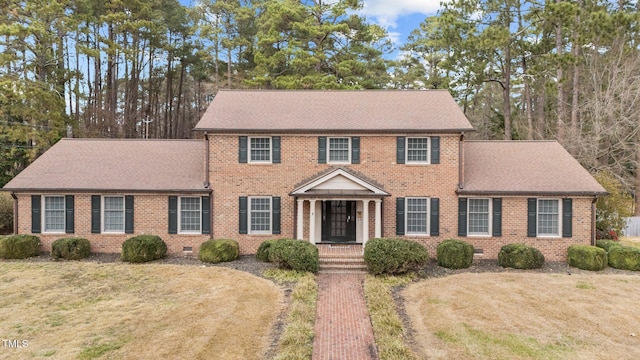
[{"xmin": 291, "ymin": 168, "xmax": 388, "ymax": 196}]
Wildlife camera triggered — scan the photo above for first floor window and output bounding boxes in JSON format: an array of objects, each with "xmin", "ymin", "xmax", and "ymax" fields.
[
  {"xmin": 103, "ymin": 196, "xmax": 124, "ymax": 232},
  {"xmin": 328, "ymin": 137, "xmax": 350, "ymax": 163},
  {"xmin": 250, "ymin": 197, "xmax": 271, "ymax": 234},
  {"xmin": 538, "ymin": 199, "xmax": 560, "ymax": 236},
  {"xmin": 44, "ymin": 196, "xmax": 65, "ymax": 232},
  {"xmin": 250, "ymin": 137, "xmax": 271, "ymax": 162},
  {"xmin": 468, "ymin": 198, "xmax": 490, "ymax": 235},
  {"xmin": 180, "ymin": 197, "xmax": 201, "ymax": 233},
  {"xmin": 407, "ymin": 137, "xmax": 429, "ymax": 163},
  {"xmin": 406, "ymin": 197, "xmax": 428, "ymax": 235}
]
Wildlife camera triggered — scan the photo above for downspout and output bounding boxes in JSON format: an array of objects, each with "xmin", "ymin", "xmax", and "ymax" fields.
[
  {"xmin": 458, "ymin": 132, "xmax": 465, "ymax": 190},
  {"xmin": 10, "ymin": 192, "xmax": 18, "ymax": 234},
  {"xmin": 204, "ymin": 132, "xmax": 213, "ymax": 239},
  {"xmin": 591, "ymin": 197, "xmax": 597, "ymax": 246}
]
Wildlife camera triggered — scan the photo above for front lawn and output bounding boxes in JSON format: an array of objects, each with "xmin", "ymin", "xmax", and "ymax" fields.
[{"xmin": 0, "ymin": 262, "xmax": 282, "ymax": 359}]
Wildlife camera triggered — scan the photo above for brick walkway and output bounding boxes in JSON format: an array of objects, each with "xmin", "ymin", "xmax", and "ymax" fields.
[{"xmin": 312, "ymin": 273, "xmax": 378, "ymax": 360}]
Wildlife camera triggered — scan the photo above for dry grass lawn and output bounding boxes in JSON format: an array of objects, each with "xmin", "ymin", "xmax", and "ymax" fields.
[
  {"xmin": 404, "ymin": 273, "xmax": 640, "ymax": 360},
  {"xmin": 0, "ymin": 262, "xmax": 282, "ymax": 359},
  {"xmin": 620, "ymin": 236, "xmax": 640, "ymax": 248}
]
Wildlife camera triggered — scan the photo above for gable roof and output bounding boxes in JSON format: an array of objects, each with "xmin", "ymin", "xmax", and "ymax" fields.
[
  {"xmin": 291, "ymin": 167, "xmax": 389, "ymax": 197},
  {"xmin": 3, "ymin": 139, "xmax": 208, "ymax": 192},
  {"xmin": 194, "ymin": 90, "xmax": 475, "ymax": 133},
  {"xmin": 460, "ymin": 141, "xmax": 606, "ymax": 196}
]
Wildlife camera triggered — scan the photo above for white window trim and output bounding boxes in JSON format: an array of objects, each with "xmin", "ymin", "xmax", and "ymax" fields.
[
  {"xmin": 405, "ymin": 197, "xmax": 430, "ymax": 236},
  {"xmin": 467, "ymin": 198, "xmax": 491, "ymax": 237},
  {"xmin": 42, "ymin": 195, "xmax": 65, "ymax": 234},
  {"xmin": 537, "ymin": 198, "xmax": 562, "ymax": 238},
  {"xmin": 248, "ymin": 136, "xmax": 272, "ymax": 164},
  {"xmin": 102, "ymin": 195, "xmax": 125, "ymax": 234},
  {"xmin": 248, "ymin": 196, "xmax": 272, "ymax": 235},
  {"xmin": 327, "ymin": 137, "xmax": 351, "ymax": 164},
  {"xmin": 406, "ymin": 137, "xmax": 430, "ymax": 164},
  {"xmin": 178, "ymin": 196, "xmax": 201, "ymax": 234}
]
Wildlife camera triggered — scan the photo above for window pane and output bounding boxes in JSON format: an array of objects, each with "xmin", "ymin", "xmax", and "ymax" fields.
[
  {"xmin": 180, "ymin": 197, "xmax": 201, "ymax": 232},
  {"xmin": 250, "ymin": 137, "xmax": 271, "ymax": 162},
  {"xmin": 406, "ymin": 198, "xmax": 428, "ymax": 234},
  {"xmin": 407, "ymin": 138, "xmax": 428, "ymax": 163},
  {"xmin": 538, "ymin": 199, "xmax": 559, "ymax": 235},
  {"xmin": 250, "ymin": 198, "xmax": 271, "ymax": 232},
  {"xmin": 329, "ymin": 138, "xmax": 349, "ymax": 162},
  {"xmin": 44, "ymin": 196, "xmax": 65, "ymax": 232},
  {"xmin": 468, "ymin": 199, "xmax": 489, "ymax": 234},
  {"xmin": 104, "ymin": 196, "xmax": 124, "ymax": 232}
]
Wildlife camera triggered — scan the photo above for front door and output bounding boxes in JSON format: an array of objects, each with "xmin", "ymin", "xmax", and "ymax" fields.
[{"xmin": 322, "ymin": 200, "xmax": 357, "ymax": 242}]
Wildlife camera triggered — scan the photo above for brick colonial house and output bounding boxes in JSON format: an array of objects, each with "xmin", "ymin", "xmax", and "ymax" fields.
[{"xmin": 3, "ymin": 90, "xmax": 606, "ymax": 260}]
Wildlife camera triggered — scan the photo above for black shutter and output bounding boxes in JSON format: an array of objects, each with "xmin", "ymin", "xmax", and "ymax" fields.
[
  {"xmin": 318, "ymin": 137, "xmax": 327, "ymax": 164},
  {"xmin": 125, "ymin": 195, "xmax": 134, "ymax": 234},
  {"xmin": 202, "ymin": 196, "xmax": 211, "ymax": 234},
  {"xmin": 430, "ymin": 198, "xmax": 440, "ymax": 236},
  {"xmin": 239, "ymin": 197, "xmax": 248, "ymax": 234},
  {"xmin": 272, "ymin": 197, "xmax": 281, "ymax": 234},
  {"xmin": 168, "ymin": 196, "xmax": 177, "ymax": 234},
  {"xmin": 239, "ymin": 136, "xmax": 248, "ymax": 163},
  {"xmin": 272, "ymin": 136, "xmax": 281, "ymax": 164},
  {"xmin": 492, "ymin": 198, "xmax": 502, "ymax": 237},
  {"xmin": 431, "ymin": 136, "xmax": 440, "ymax": 164},
  {"xmin": 91, "ymin": 195, "xmax": 101, "ymax": 233},
  {"xmin": 65, "ymin": 195, "xmax": 74, "ymax": 234},
  {"xmin": 458, "ymin": 198, "xmax": 467, "ymax": 236},
  {"xmin": 351, "ymin": 137, "xmax": 360, "ymax": 164},
  {"xmin": 397, "ymin": 137, "xmax": 405, "ymax": 164},
  {"xmin": 31, "ymin": 195, "xmax": 41, "ymax": 233},
  {"xmin": 562, "ymin": 198, "xmax": 573, "ymax": 237},
  {"xmin": 527, "ymin": 198, "xmax": 537, "ymax": 237},
  {"xmin": 396, "ymin": 197, "xmax": 405, "ymax": 235}
]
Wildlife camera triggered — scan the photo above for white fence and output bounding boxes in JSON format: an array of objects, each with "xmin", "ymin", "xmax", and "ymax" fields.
[{"xmin": 623, "ymin": 217, "xmax": 640, "ymax": 236}]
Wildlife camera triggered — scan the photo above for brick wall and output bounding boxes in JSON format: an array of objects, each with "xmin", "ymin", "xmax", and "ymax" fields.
[{"xmin": 15, "ymin": 193, "xmax": 209, "ymax": 255}]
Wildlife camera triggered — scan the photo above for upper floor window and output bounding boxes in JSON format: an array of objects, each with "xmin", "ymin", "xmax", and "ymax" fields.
[
  {"xmin": 180, "ymin": 197, "xmax": 201, "ymax": 233},
  {"xmin": 468, "ymin": 198, "xmax": 490, "ymax": 235},
  {"xmin": 537, "ymin": 199, "xmax": 560, "ymax": 237},
  {"xmin": 43, "ymin": 196, "xmax": 65, "ymax": 233},
  {"xmin": 250, "ymin": 137, "xmax": 271, "ymax": 163},
  {"xmin": 103, "ymin": 196, "xmax": 125, "ymax": 233},
  {"xmin": 406, "ymin": 137, "xmax": 429, "ymax": 164},
  {"xmin": 328, "ymin": 137, "xmax": 350, "ymax": 163}
]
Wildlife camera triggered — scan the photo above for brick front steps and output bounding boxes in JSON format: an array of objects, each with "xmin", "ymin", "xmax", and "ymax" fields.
[{"xmin": 317, "ymin": 244, "xmax": 367, "ymax": 274}]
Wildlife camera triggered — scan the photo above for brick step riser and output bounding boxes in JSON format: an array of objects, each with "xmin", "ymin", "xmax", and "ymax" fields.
[{"xmin": 319, "ymin": 258, "xmax": 365, "ymax": 264}]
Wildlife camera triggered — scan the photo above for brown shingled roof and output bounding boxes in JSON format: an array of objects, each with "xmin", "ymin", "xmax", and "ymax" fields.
[
  {"xmin": 461, "ymin": 141, "xmax": 606, "ymax": 196},
  {"xmin": 3, "ymin": 139, "xmax": 208, "ymax": 192},
  {"xmin": 194, "ymin": 90, "xmax": 475, "ymax": 133}
]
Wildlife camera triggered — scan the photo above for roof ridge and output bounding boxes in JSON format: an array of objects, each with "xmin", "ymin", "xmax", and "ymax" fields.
[
  {"xmin": 216, "ymin": 89, "xmax": 450, "ymax": 93},
  {"xmin": 61, "ymin": 138, "xmax": 203, "ymax": 142},
  {"xmin": 465, "ymin": 140, "xmax": 558, "ymax": 143}
]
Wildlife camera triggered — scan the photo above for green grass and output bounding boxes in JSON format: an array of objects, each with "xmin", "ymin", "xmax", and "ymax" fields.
[
  {"xmin": 576, "ymin": 281, "xmax": 596, "ymax": 290},
  {"xmin": 364, "ymin": 275, "xmax": 418, "ymax": 360},
  {"xmin": 263, "ymin": 268, "xmax": 310, "ymax": 283}
]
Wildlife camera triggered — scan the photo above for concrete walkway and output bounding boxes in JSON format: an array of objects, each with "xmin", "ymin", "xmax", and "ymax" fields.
[{"xmin": 312, "ymin": 273, "xmax": 378, "ymax": 360}]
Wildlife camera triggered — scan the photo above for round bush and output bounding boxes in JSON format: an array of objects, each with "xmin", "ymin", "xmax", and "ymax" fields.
[
  {"xmin": 256, "ymin": 239, "xmax": 277, "ymax": 262},
  {"xmin": 608, "ymin": 246, "xmax": 640, "ymax": 271},
  {"xmin": 567, "ymin": 245, "xmax": 607, "ymax": 271},
  {"xmin": 364, "ymin": 238, "xmax": 428, "ymax": 275},
  {"xmin": 121, "ymin": 235, "xmax": 167, "ymax": 263},
  {"xmin": 498, "ymin": 243, "xmax": 545, "ymax": 269},
  {"xmin": 0, "ymin": 235, "xmax": 41, "ymax": 259},
  {"xmin": 199, "ymin": 239, "xmax": 239, "ymax": 264},
  {"xmin": 268, "ymin": 239, "xmax": 319, "ymax": 273},
  {"xmin": 595, "ymin": 240, "xmax": 623, "ymax": 254},
  {"xmin": 436, "ymin": 239, "xmax": 474, "ymax": 269},
  {"xmin": 51, "ymin": 237, "xmax": 91, "ymax": 260}
]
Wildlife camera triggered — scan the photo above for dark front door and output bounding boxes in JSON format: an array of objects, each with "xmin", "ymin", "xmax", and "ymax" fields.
[{"xmin": 322, "ymin": 200, "xmax": 357, "ymax": 242}]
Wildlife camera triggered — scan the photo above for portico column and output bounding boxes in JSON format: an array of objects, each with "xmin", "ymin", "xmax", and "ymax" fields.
[
  {"xmin": 309, "ymin": 199, "xmax": 317, "ymax": 244},
  {"xmin": 374, "ymin": 199, "xmax": 382, "ymax": 238},
  {"xmin": 296, "ymin": 199, "xmax": 304, "ymax": 240},
  {"xmin": 362, "ymin": 199, "xmax": 370, "ymax": 248}
]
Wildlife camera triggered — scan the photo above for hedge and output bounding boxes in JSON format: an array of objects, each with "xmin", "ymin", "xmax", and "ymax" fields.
[
  {"xmin": 199, "ymin": 239, "xmax": 239, "ymax": 264},
  {"xmin": 567, "ymin": 245, "xmax": 607, "ymax": 271},
  {"xmin": 268, "ymin": 239, "xmax": 319, "ymax": 273},
  {"xmin": 363, "ymin": 238, "xmax": 428, "ymax": 275},
  {"xmin": 436, "ymin": 239, "xmax": 474, "ymax": 269},
  {"xmin": 498, "ymin": 243, "xmax": 545, "ymax": 269},
  {"xmin": 0, "ymin": 235, "xmax": 41, "ymax": 259},
  {"xmin": 608, "ymin": 246, "xmax": 640, "ymax": 271}
]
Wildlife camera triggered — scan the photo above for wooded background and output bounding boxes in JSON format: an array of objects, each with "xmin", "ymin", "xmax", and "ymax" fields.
[{"xmin": 1, "ymin": 0, "xmax": 639, "ymax": 213}]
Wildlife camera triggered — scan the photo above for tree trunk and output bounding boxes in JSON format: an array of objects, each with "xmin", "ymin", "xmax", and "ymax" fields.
[{"xmin": 556, "ymin": 0, "xmax": 565, "ymax": 143}]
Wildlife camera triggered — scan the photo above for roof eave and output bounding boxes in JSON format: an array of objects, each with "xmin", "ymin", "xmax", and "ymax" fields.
[
  {"xmin": 2, "ymin": 188, "xmax": 212, "ymax": 194},
  {"xmin": 456, "ymin": 189, "xmax": 608, "ymax": 197},
  {"xmin": 193, "ymin": 128, "xmax": 476, "ymax": 134}
]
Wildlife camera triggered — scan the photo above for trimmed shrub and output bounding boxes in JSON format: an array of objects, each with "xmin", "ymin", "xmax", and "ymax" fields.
[
  {"xmin": 51, "ymin": 237, "xmax": 91, "ymax": 260},
  {"xmin": 256, "ymin": 239, "xmax": 277, "ymax": 262},
  {"xmin": 199, "ymin": 239, "xmax": 239, "ymax": 264},
  {"xmin": 364, "ymin": 238, "xmax": 429, "ymax": 275},
  {"xmin": 0, "ymin": 235, "xmax": 41, "ymax": 259},
  {"xmin": 498, "ymin": 243, "xmax": 545, "ymax": 269},
  {"xmin": 0, "ymin": 192, "xmax": 12, "ymax": 235},
  {"xmin": 567, "ymin": 245, "xmax": 607, "ymax": 271},
  {"xmin": 608, "ymin": 246, "xmax": 640, "ymax": 271},
  {"xmin": 121, "ymin": 235, "xmax": 167, "ymax": 263},
  {"xmin": 595, "ymin": 240, "xmax": 623, "ymax": 253},
  {"xmin": 268, "ymin": 239, "xmax": 319, "ymax": 273},
  {"xmin": 436, "ymin": 239, "xmax": 474, "ymax": 269}
]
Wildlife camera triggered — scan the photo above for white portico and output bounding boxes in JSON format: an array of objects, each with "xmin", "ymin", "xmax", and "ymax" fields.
[{"xmin": 290, "ymin": 168, "xmax": 389, "ymax": 248}]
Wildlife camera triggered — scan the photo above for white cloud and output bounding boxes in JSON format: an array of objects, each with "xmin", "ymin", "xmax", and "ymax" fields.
[{"xmin": 360, "ymin": 0, "xmax": 444, "ymax": 28}]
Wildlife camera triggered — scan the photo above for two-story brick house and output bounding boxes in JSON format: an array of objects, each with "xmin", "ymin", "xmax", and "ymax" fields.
[{"xmin": 3, "ymin": 90, "xmax": 606, "ymax": 261}]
